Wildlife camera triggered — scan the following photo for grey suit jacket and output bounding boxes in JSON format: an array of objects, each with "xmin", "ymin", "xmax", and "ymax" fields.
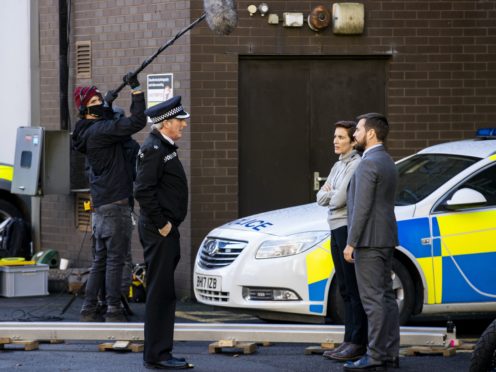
[{"xmin": 346, "ymin": 145, "xmax": 399, "ymax": 248}]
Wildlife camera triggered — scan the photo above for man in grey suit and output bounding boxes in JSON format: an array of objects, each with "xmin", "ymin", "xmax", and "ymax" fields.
[{"xmin": 343, "ymin": 113, "xmax": 400, "ymax": 371}]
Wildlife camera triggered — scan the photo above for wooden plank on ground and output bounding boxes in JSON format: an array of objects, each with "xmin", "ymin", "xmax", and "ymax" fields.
[
  {"xmin": 98, "ymin": 341, "xmax": 143, "ymax": 353},
  {"xmin": 404, "ymin": 346, "xmax": 456, "ymax": 357},
  {"xmin": 208, "ymin": 341, "xmax": 257, "ymax": 355},
  {"xmin": 304, "ymin": 342, "xmax": 336, "ymax": 355},
  {"xmin": 0, "ymin": 340, "xmax": 40, "ymax": 351}
]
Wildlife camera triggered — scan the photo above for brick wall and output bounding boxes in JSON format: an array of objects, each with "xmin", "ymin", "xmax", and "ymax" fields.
[
  {"xmin": 189, "ymin": 0, "xmax": 496, "ymax": 251},
  {"xmin": 38, "ymin": 0, "xmax": 193, "ymax": 297},
  {"xmin": 37, "ymin": 0, "xmax": 496, "ymax": 296}
]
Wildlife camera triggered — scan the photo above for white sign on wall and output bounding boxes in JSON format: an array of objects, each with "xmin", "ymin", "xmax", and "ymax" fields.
[{"xmin": 146, "ymin": 73, "xmax": 173, "ymax": 110}]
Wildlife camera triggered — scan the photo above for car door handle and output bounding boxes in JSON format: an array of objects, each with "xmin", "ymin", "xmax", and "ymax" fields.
[{"xmin": 313, "ymin": 172, "xmax": 327, "ymax": 191}]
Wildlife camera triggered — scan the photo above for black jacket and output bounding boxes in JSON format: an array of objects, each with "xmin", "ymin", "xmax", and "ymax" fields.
[
  {"xmin": 134, "ymin": 129, "xmax": 188, "ymax": 229},
  {"xmin": 72, "ymin": 92, "xmax": 146, "ymax": 208}
]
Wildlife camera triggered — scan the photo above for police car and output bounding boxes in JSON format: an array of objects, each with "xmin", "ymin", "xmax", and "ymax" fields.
[{"xmin": 193, "ymin": 129, "xmax": 496, "ymax": 324}]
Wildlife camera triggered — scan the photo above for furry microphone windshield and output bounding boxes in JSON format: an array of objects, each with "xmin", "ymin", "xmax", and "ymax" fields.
[
  {"xmin": 204, "ymin": 0, "xmax": 238, "ymax": 35},
  {"xmin": 104, "ymin": 0, "xmax": 238, "ymax": 102}
]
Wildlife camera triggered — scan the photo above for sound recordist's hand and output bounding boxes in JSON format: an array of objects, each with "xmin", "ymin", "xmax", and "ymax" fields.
[
  {"xmin": 124, "ymin": 71, "xmax": 140, "ymax": 90},
  {"xmin": 158, "ymin": 222, "xmax": 172, "ymax": 237},
  {"xmin": 104, "ymin": 90, "xmax": 118, "ymax": 106}
]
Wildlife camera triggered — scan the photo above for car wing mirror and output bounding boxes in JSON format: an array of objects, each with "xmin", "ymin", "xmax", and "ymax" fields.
[{"xmin": 445, "ymin": 187, "xmax": 487, "ymax": 210}]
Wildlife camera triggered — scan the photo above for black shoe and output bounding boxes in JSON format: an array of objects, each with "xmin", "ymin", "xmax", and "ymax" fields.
[
  {"xmin": 343, "ymin": 355, "xmax": 385, "ymax": 371},
  {"xmin": 79, "ymin": 310, "xmax": 104, "ymax": 322},
  {"xmin": 330, "ymin": 343, "xmax": 366, "ymax": 362},
  {"xmin": 143, "ymin": 359, "xmax": 190, "ymax": 369},
  {"xmin": 105, "ymin": 309, "xmax": 127, "ymax": 322},
  {"xmin": 323, "ymin": 342, "xmax": 350, "ymax": 359},
  {"xmin": 385, "ymin": 356, "xmax": 400, "ymax": 368},
  {"xmin": 170, "ymin": 356, "xmax": 186, "ymax": 362},
  {"xmin": 160, "ymin": 352, "xmax": 186, "ymax": 363},
  {"xmin": 96, "ymin": 302, "xmax": 108, "ymax": 316}
]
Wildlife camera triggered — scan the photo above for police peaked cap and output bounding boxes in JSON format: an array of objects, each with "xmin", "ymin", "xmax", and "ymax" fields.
[{"xmin": 145, "ymin": 96, "xmax": 190, "ymax": 124}]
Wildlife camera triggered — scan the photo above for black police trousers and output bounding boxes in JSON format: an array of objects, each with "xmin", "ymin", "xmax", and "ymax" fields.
[{"xmin": 138, "ymin": 217, "xmax": 181, "ymax": 363}]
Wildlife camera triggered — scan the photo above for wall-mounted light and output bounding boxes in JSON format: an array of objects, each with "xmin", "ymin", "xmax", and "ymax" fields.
[
  {"xmin": 258, "ymin": 3, "xmax": 269, "ymax": 16},
  {"xmin": 247, "ymin": 4, "xmax": 257, "ymax": 16}
]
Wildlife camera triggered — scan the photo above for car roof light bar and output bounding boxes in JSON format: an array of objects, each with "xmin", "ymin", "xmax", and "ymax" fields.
[{"xmin": 476, "ymin": 128, "xmax": 496, "ymax": 138}]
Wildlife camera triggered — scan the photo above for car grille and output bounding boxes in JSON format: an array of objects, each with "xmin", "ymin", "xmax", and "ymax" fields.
[
  {"xmin": 198, "ymin": 238, "xmax": 247, "ymax": 269},
  {"xmin": 196, "ymin": 289, "xmax": 230, "ymax": 302}
]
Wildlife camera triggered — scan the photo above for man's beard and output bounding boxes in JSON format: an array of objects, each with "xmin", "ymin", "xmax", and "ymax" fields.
[{"xmin": 354, "ymin": 139, "xmax": 366, "ymax": 152}]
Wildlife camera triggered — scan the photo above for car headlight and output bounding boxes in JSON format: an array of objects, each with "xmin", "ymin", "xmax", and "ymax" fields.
[{"xmin": 255, "ymin": 231, "xmax": 329, "ymax": 259}]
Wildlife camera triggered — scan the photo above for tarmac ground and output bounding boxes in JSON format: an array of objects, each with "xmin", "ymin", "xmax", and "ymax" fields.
[{"xmin": 0, "ymin": 293, "xmax": 488, "ymax": 371}]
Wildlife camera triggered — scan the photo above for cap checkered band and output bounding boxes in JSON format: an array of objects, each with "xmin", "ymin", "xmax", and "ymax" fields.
[{"xmin": 150, "ymin": 105, "xmax": 184, "ymax": 124}]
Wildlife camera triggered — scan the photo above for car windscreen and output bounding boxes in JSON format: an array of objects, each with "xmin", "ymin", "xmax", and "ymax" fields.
[{"xmin": 395, "ymin": 154, "xmax": 479, "ymax": 206}]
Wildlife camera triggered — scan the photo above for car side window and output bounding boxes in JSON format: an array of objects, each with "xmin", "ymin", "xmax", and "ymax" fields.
[
  {"xmin": 395, "ymin": 154, "xmax": 478, "ymax": 206},
  {"xmin": 435, "ymin": 164, "xmax": 496, "ymax": 212}
]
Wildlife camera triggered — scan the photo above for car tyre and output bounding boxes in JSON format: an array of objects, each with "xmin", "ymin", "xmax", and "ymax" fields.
[
  {"xmin": 469, "ymin": 318, "xmax": 496, "ymax": 372},
  {"xmin": 393, "ymin": 258, "xmax": 415, "ymax": 325},
  {"xmin": 326, "ymin": 257, "xmax": 415, "ymax": 325},
  {"xmin": 0, "ymin": 199, "xmax": 23, "ymax": 222}
]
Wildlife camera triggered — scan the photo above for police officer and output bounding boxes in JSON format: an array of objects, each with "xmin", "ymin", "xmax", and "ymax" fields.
[{"xmin": 134, "ymin": 96, "xmax": 192, "ymax": 369}]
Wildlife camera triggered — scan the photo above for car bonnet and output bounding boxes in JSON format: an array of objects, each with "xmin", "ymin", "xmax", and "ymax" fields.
[{"xmin": 220, "ymin": 203, "xmax": 329, "ymax": 237}]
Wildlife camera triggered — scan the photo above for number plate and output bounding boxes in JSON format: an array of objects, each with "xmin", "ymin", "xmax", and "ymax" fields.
[{"xmin": 195, "ymin": 274, "xmax": 221, "ymax": 290}]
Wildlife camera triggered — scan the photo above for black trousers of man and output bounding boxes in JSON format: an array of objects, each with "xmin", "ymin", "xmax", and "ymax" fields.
[{"xmin": 138, "ymin": 217, "xmax": 181, "ymax": 363}]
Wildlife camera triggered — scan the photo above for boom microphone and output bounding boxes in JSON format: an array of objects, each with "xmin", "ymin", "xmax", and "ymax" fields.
[
  {"xmin": 105, "ymin": 0, "xmax": 238, "ymax": 104},
  {"xmin": 204, "ymin": 0, "xmax": 238, "ymax": 36}
]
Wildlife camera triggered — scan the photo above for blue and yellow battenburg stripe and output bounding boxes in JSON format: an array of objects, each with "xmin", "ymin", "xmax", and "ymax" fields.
[
  {"xmin": 0, "ymin": 164, "xmax": 14, "ymax": 182},
  {"xmin": 399, "ymin": 210, "xmax": 496, "ymax": 305},
  {"xmin": 305, "ymin": 210, "xmax": 496, "ymax": 312},
  {"xmin": 431, "ymin": 153, "xmax": 496, "ymax": 303},
  {"xmin": 398, "ymin": 217, "xmax": 440, "ymax": 304},
  {"xmin": 305, "ymin": 239, "xmax": 333, "ymax": 314},
  {"xmin": 434, "ymin": 210, "xmax": 496, "ymax": 303}
]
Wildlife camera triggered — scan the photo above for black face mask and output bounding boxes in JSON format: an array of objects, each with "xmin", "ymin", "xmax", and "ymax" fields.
[
  {"xmin": 102, "ymin": 105, "xmax": 115, "ymax": 120},
  {"xmin": 86, "ymin": 104, "xmax": 106, "ymax": 118}
]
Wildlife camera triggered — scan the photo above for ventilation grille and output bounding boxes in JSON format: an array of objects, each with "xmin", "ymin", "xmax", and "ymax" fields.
[
  {"xmin": 196, "ymin": 289, "xmax": 230, "ymax": 303},
  {"xmin": 75, "ymin": 192, "xmax": 92, "ymax": 232},
  {"xmin": 198, "ymin": 238, "xmax": 246, "ymax": 269},
  {"xmin": 76, "ymin": 41, "xmax": 91, "ymax": 79}
]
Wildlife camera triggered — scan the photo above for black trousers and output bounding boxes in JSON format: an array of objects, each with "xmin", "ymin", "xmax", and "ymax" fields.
[
  {"xmin": 138, "ymin": 218, "xmax": 181, "ymax": 363},
  {"xmin": 330, "ymin": 225, "xmax": 368, "ymax": 345}
]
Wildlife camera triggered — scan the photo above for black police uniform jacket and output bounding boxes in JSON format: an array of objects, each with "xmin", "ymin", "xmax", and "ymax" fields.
[
  {"xmin": 71, "ymin": 92, "xmax": 146, "ymax": 208},
  {"xmin": 134, "ymin": 129, "xmax": 188, "ymax": 230}
]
